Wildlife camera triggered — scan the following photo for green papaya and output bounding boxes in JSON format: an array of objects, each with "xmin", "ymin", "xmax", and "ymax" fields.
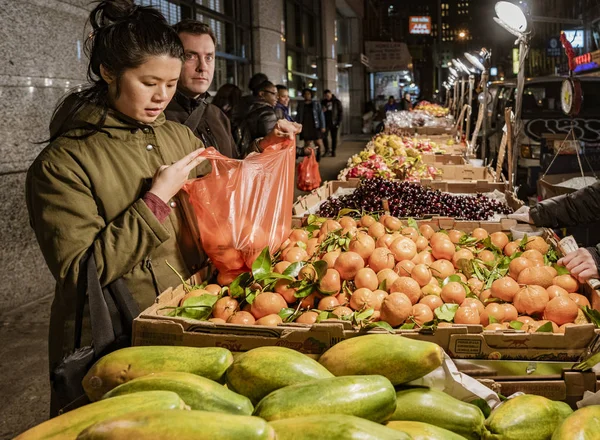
[
  {"xmin": 390, "ymin": 387, "xmax": 485, "ymax": 440},
  {"xmin": 552, "ymin": 405, "xmax": 600, "ymax": 440},
  {"xmin": 226, "ymin": 346, "xmax": 333, "ymax": 404},
  {"xmin": 76, "ymin": 410, "xmax": 276, "ymax": 439},
  {"xmin": 15, "ymin": 391, "xmax": 185, "ymax": 440},
  {"xmin": 83, "ymin": 346, "xmax": 233, "ymax": 401},
  {"xmin": 102, "ymin": 371, "xmax": 253, "ymax": 415},
  {"xmin": 484, "ymin": 394, "xmax": 573, "ymax": 440},
  {"xmin": 253, "ymin": 375, "xmax": 397, "ymax": 423},
  {"xmin": 387, "ymin": 421, "xmax": 467, "ymax": 440},
  {"xmin": 318, "ymin": 334, "xmax": 444, "ymax": 385},
  {"xmin": 269, "ymin": 414, "xmax": 413, "ymax": 440}
]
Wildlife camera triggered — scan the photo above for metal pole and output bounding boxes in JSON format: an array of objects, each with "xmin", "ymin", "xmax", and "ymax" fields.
[
  {"xmin": 512, "ymin": 40, "xmax": 527, "ymax": 188},
  {"xmin": 437, "ymin": 0, "xmax": 443, "ymax": 99},
  {"xmin": 465, "ymin": 74, "xmax": 474, "ymax": 141},
  {"xmin": 481, "ymin": 70, "xmax": 489, "ymax": 163},
  {"xmin": 459, "ymin": 76, "xmax": 466, "ymax": 119}
]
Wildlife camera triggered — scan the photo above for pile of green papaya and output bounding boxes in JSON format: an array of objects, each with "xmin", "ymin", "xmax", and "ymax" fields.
[{"xmin": 16, "ymin": 334, "xmax": 600, "ymax": 439}]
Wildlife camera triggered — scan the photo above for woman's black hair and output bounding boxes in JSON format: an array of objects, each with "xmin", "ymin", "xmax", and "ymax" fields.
[
  {"xmin": 302, "ymin": 88, "xmax": 313, "ymax": 98},
  {"xmin": 212, "ymin": 83, "xmax": 242, "ymax": 113},
  {"xmin": 46, "ymin": 0, "xmax": 184, "ymax": 142}
]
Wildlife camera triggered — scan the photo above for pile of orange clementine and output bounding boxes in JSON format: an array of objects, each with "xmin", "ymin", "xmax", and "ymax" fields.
[{"xmin": 196, "ymin": 214, "xmax": 591, "ymax": 332}]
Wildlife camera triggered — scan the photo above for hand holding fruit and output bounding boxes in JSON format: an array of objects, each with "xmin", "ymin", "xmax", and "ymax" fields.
[
  {"xmin": 149, "ymin": 148, "xmax": 206, "ymax": 203},
  {"xmin": 558, "ymin": 248, "xmax": 600, "ymax": 282}
]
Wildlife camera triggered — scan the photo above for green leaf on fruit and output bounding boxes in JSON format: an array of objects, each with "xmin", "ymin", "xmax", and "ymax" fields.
[
  {"xmin": 482, "ymin": 237, "xmax": 502, "ymax": 254},
  {"xmin": 509, "ymin": 320, "xmax": 524, "ymax": 330},
  {"xmin": 294, "ymin": 283, "xmax": 314, "ymax": 299},
  {"xmin": 470, "ymin": 399, "xmax": 492, "ymax": 418},
  {"xmin": 400, "ymin": 322, "xmax": 416, "ymax": 329},
  {"xmin": 536, "ymin": 322, "xmax": 554, "ymax": 333},
  {"xmin": 519, "ymin": 234, "xmax": 529, "ymax": 249},
  {"xmin": 278, "ymin": 308, "xmax": 296, "ymax": 322},
  {"xmin": 313, "ymin": 260, "xmax": 329, "ymax": 280},
  {"xmin": 252, "ymin": 247, "xmax": 272, "ymax": 280},
  {"xmin": 283, "ymin": 262, "xmax": 304, "ymax": 277},
  {"xmin": 434, "ymin": 303, "xmax": 459, "ymax": 322},
  {"xmin": 442, "ymin": 274, "xmax": 462, "ymax": 286},
  {"xmin": 245, "ymin": 289, "xmax": 257, "ymax": 305},
  {"xmin": 178, "ymin": 294, "xmax": 219, "ymax": 320},
  {"xmin": 407, "ymin": 217, "xmax": 419, "ymax": 231},
  {"xmin": 488, "ymin": 315, "xmax": 498, "ymax": 324},
  {"xmin": 582, "ymin": 306, "xmax": 600, "ymax": 328},
  {"xmin": 378, "ymin": 279, "xmax": 387, "ymax": 292},
  {"xmin": 229, "ymin": 272, "xmax": 252, "ymax": 298},
  {"xmin": 545, "ymin": 248, "xmax": 559, "ymax": 265},
  {"xmin": 553, "ymin": 264, "xmax": 570, "ymax": 276},
  {"xmin": 338, "ymin": 208, "xmax": 360, "ymax": 218},
  {"xmin": 296, "ymin": 241, "xmax": 307, "ymax": 250},
  {"xmin": 365, "ymin": 321, "xmax": 395, "ymax": 333},
  {"xmin": 356, "ymin": 308, "xmax": 375, "ymax": 322}
]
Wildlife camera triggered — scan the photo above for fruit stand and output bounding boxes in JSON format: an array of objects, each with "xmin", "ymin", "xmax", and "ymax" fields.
[{"xmin": 18, "ymin": 109, "xmax": 600, "ymax": 440}]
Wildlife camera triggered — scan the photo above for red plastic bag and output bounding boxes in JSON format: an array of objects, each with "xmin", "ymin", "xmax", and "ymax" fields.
[
  {"xmin": 297, "ymin": 149, "xmax": 321, "ymax": 191},
  {"xmin": 183, "ymin": 140, "xmax": 296, "ymax": 282}
]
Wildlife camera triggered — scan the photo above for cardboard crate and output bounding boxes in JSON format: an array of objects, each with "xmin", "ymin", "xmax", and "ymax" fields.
[
  {"xmin": 292, "ymin": 180, "xmax": 521, "ymax": 219},
  {"xmin": 131, "ymin": 224, "xmax": 599, "ymax": 362},
  {"xmin": 433, "ymin": 164, "xmax": 496, "ymax": 182},
  {"xmin": 133, "ymin": 282, "xmax": 598, "ymax": 361},
  {"xmin": 422, "ymin": 154, "xmax": 466, "ymax": 165}
]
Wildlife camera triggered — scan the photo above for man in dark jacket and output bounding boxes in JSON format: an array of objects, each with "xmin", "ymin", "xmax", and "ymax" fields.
[
  {"xmin": 231, "ymin": 73, "xmax": 269, "ymax": 142},
  {"xmin": 165, "ymin": 20, "xmax": 238, "ymax": 158},
  {"xmin": 509, "ymin": 181, "xmax": 600, "ymax": 282},
  {"xmin": 239, "ymin": 81, "xmax": 278, "ymax": 154},
  {"xmin": 321, "ymin": 89, "xmax": 343, "ymax": 157}
]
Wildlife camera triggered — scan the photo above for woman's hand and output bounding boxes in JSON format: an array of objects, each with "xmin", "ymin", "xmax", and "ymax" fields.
[
  {"xmin": 558, "ymin": 248, "xmax": 600, "ymax": 283},
  {"xmin": 259, "ymin": 119, "xmax": 303, "ymax": 150},
  {"xmin": 149, "ymin": 148, "xmax": 205, "ymax": 203}
]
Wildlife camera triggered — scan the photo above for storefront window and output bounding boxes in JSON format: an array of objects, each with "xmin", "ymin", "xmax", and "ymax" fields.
[
  {"xmin": 285, "ymin": 0, "xmax": 322, "ymax": 98},
  {"xmin": 137, "ymin": 0, "xmax": 251, "ymax": 92}
]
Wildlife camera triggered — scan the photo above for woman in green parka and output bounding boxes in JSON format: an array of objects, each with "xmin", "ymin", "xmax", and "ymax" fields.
[{"xmin": 26, "ymin": 0, "xmax": 298, "ymax": 413}]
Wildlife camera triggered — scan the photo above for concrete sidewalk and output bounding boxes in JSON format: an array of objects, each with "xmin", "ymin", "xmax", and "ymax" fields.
[
  {"xmin": 0, "ymin": 134, "xmax": 370, "ymax": 439},
  {"xmin": 294, "ymin": 134, "xmax": 370, "ymax": 200}
]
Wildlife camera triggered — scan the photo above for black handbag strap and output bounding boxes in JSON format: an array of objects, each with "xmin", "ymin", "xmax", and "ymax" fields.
[
  {"xmin": 183, "ymin": 99, "xmax": 207, "ymax": 133},
  {"xmin": 73, "ymin": 251, "xmax": 140, "ymax": 356}
]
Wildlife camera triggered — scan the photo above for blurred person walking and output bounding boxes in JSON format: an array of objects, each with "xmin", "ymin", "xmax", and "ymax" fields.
[{"xmin": 321, "ymin": 89, "xmax": 343, "ymax": 157}]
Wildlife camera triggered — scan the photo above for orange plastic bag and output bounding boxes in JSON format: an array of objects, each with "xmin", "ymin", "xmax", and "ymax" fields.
[
  {"xmin": 183, "ymin": 140, "xmax": 296, "ymax": 282},
  {"xmin": 297, "ymin": 149, "xmax": 321, "ymax": 191}
]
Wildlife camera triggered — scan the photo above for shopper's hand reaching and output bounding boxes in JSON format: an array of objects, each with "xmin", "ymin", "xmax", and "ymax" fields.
[
  {"xmin": 508, "ymin": 206, "xmax": 533, "ymax": 224},
  {"xmin": 149, "ymin": 148, "xmax": 206, "ymax": 203},
  {"xmin": 558, "ymin": 248, "xmax": 600, "ymax": 283},
  {"xmin": 260, "ymin": 120, "xmax": 303, "ymax": 150}
]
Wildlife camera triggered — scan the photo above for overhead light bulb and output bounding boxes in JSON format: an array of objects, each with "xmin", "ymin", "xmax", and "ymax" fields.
[
  {"xmin": 494, "ymin": 1, "xmax": 528, "ymax": 38},
  {"xmin": 465, "ymin": 52, "xmax": 485, "ymax": 72}
]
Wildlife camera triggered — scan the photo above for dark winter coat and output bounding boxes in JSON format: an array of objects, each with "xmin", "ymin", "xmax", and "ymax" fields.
[
  {"xmin": 165, "ymin": 91, "xmax": 238, "ymax": 159},
  {"xmin": 531, "ymin": 181, "xmax": 600, "ymax": 269},
  {"xmin": 321, "ymin": 96, "xmax": 343, "ymax": 127}
]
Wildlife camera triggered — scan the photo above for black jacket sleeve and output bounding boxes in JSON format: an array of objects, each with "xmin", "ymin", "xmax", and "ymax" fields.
[
  {"xmin": 335, "ymin": 99, "xmax": 343, "ymax": 126},
  {"xmin": 530, "ymin": 181, "xmax": 600, "ymax": 228}
]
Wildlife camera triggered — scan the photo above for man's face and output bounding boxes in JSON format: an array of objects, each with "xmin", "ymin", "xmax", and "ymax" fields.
[
  {"xmin": 278, "ymin": 89, "xmax": 290, "ymax": 107},
  {"xmin": 178, "ymin": 32, "xmax": 215, "ymax": 97},
  {"xmin": 303, "ymin": 90, "xmax": 312, "ymax": 101},
  {"xmin": 261, "ymin": 86, "xmax": 278, "ymax": 107},
  {"xmin": 325, "ymin": 92, "xmax": 332, "ymax": 100}
]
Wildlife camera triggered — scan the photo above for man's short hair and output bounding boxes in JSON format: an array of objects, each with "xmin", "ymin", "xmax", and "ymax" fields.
[
  {"xmin": 302, "ymin": 88, "xmax": 313, "ymax": 97},
  {"xmin": 324, "ymin": 89, "xmax": 331, "ymax": 94},
  {"xmin": 276, "ymin": 85, "xmax": 288, "ymax": 93},
  {"xmin": 173, "ymin": 19, "xmax": 217, "ymax": 46}
]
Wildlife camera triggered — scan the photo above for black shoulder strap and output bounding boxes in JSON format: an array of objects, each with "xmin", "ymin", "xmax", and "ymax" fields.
[
  {"xmin": 73, "ymin": 252, "xmax": 139, "ymax": 356},
  {"xmin": 183, "ymin": 99, "xmax": 208, "ymax": 133}
]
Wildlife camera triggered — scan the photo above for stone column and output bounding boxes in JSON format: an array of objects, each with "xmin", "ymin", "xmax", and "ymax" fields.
[
  {"xmin": 321, "ymin": 0, "xmax": 338, "ymax": 94},
  {"xmin": 0, "ymin": 0, "xmax": 92, "ymax": 312},
  {"xmin": 251, "ymin": 0, "xmax": 287, "ymax": 86},
  {"xmin": 347, "ymin": 17, "xmax": 366, "ymax": 133}
]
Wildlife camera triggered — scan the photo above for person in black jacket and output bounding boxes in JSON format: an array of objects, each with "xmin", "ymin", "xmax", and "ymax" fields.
[
  {"xmin": 509, "ymin": 181, "xmax": 600, "ymax": 282},
  {"xmin": 165, "ymin": 21, "xmax": 299, "ymax": 158},
  {"xmin": 212, "ymin": 83, "xmax": 242, "ymax": 121},
  {"xmin": 321, "ymin": 89, "xmax": 343, "ymax": 157},
  {"xmin": 238, "ymin": 81, "xmax": 279, "ymax": 156}
]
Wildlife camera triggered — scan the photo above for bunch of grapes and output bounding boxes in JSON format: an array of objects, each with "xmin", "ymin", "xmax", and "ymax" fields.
[{"xmin": 318, "ymin": 178, "xmax": 513, "ymax": 220}]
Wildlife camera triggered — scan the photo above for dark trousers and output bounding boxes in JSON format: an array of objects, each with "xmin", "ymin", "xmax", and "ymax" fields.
[{"xmin": 323, "ymin": 125, "xmax": 339, "ymax": 156}]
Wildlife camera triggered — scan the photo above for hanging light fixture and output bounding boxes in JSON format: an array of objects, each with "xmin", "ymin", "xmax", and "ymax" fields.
[
  {"xmin": 464, "ymin": 48, "xmax": 491, "ymax": 73},
  {"xmin": 493, "ymin": 1, "xmax": 528, "ymax": 39}
]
